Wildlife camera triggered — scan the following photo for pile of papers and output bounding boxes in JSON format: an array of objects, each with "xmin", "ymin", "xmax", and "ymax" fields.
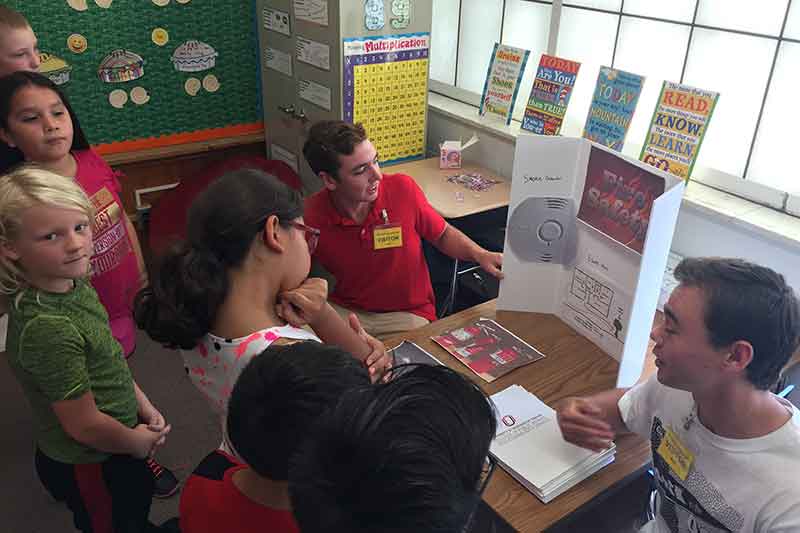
[{"xmin": 490, "ymin": 385, "xmax": 616, "ymax": 503}]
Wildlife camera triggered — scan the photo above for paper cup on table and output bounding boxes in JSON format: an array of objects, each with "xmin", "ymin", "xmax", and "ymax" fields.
[
  {"xmin": 109, "ymin": 89, "xmax": 128, "ymax": 109},
  {"xmin": 184, "ymin": 77, "xmax": 201, "ymax": 96}
]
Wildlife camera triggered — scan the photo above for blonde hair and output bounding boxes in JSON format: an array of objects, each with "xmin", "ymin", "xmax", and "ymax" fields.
[
  {"xmin": 0, "ymin": 6, "xmax": 30, "ymax": 31},
  {"xmin": 0, "ymin": 165, "xmax": 93, "ymax": 294}
]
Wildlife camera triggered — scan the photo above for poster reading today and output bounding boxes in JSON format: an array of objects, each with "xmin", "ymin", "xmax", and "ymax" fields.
[
  {"xmin": 640, "ymin": 81, "xmax": 719, "ymax": 180},
  {"xmin": 479, "ymin": 43, "xmax": 530, "ymax": 125},
  {"xmin": 521, "ymin": 54, "xmax": 581, "ymax": 135},
  {"xmin": 583, "ymin": 67, "xmax": 644, "ymax": 152}
]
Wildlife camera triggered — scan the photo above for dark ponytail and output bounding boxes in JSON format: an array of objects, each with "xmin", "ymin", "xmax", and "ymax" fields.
[{"xmin": 134, "ymin": 168, "xmax": 303, "ymax": 349}]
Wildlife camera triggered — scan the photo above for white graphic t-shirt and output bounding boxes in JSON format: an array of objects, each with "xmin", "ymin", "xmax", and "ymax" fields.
[{"xmin": 619, "ymin": 377, "xmax": 800, "ymax": 533}]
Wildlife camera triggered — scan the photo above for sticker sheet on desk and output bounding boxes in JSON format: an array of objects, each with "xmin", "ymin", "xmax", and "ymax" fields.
[
  {"xmin": 498, "ymin": 136, "xmax": 685, "ymax": 387},
  {"xmin": 582, "ymin": 66, "xmax": 644, "ymax": 152},
  {"xmin": 521, "ymin": 54, "xmax": 581, "ymax": 136},
  {"xmin": 431, "ymin": 318, "xmax": 545, "ymax": 383},
  {"xmin": 343, "ymin": 33, "xmax": 429, "ymax": 165}
]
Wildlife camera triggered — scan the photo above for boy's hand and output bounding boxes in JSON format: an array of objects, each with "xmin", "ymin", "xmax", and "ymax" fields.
[
  {"xmin": 132, "ymin": 423, "xmax": 171, "ymax": 459},
  {"xmin": 556, "ymin": 397, "xmax": 615, "ymax": 452},
  {"xmin": 140, "ymin": 405, "xmax": 166, "ymax": 432},
  {"xmin": 276, "ymin": 278, "xmax": 328, "ymax": 327},
  {"xmin": 348, "ymin": 314, "xmax": 392, "ymax": 383}
]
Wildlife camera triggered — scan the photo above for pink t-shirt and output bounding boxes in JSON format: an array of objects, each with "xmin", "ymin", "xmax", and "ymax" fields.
[{"xmin": 73, "ymin": 149, "xmax": 140, "ymax": 356}]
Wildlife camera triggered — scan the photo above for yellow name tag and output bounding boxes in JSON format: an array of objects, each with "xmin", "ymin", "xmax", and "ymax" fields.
[
  {"xmin": 657, "ymin": 427, "xmax": 695, "ymax": 480},
  {"xmin": 373, "ymin": 225, "xmax": 403, "ymax": 250}
]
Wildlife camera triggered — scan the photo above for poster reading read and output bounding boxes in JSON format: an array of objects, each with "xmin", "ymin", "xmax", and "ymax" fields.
[
  {"xmin": 343, "ymin": 33, "xmax": 429, "ymax": 165},
  {"xmin": 479, "ymin": 43, "xmax": 529, "ymax": 125},
  {"xmin": 521, "ymin": 54, "xmax": 581, "ymax": 135},
  {"xmin": 639, "ymin": 81, "xmax": 719, "ymax": 180},
  {"xmin": 577, "ymin": 146, "xmax": 665, "ymax": 254},
  {"xmin": 583, "ymin": 67, "xmax": 644, "ymax": 152}
]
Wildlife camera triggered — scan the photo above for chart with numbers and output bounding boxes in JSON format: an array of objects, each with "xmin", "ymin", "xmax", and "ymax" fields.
[{"xmin": 343, "ymin": 33, "xmax": 429, "ymax": 165}]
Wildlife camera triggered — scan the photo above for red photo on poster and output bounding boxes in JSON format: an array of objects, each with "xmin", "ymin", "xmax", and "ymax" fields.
[
  {"xmin": 431, "ymin": 318, "xmax": 545, "ymax": 382},
  {"xmin": 577, "ymin": 146, "xmax": 665, "ymax": 254}
]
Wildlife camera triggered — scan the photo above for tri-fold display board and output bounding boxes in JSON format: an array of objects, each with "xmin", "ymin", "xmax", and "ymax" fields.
[{"xmin": 498, "ymin": 135, "xmax": 685, "ymax": 387}]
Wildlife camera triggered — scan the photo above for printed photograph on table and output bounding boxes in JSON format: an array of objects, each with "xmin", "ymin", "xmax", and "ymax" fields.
[
  {"xmin": 431, "ymin": 318, "xmax": 545, "ymax": 383},
  {"xmin": 521, "ymin": 54, "xmax": 581, "ymax": 136},
  {"xmin": 343, "ymin": 33, "xmax": 429, "ymax": 165},
  {"xmin": 639, "ymin": 81, "xmax": 719, "ymax": 180},
  {"xmin": 582, "ymin": 67, "xmax": 644, "ymax": 152},
  {"xmin": 479, "ymin": 43, "xmax": 530, "ymax": 125},
  {"xmin": 577, "ymin": 146, "xmax": 665, "ymax": 254}
]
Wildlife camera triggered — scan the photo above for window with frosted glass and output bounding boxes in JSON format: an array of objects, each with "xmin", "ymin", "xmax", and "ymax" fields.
[
  {"xmin": 613, "ymin": 17, "xmax": 690, "ymax": 156},
  {"xmin": 695, "ymin": 0, "xmax": 788, "ymax": 36},
  {"xmin": 502, "ymin": 0, "xmax": 551, "ymax": 120},
  {"xmin": 683, "ymin": 29, "xmax": 776, "ymax": 177},
  {"xmin": 556, "ymin": 7, "xmax": 617, "ymax": 135},
  {"xmin": 456, "ymin": 0, "xmax": 503, "ymax": 94},
  {"xmin": 747, "ymin": 42, "xmax": 800, "ymax": 193},
  {"xmin": 622, "ymin": 0, "xmax": 696, "ymax": 23},
  {"xmin": 430, "ymin": 0, "xmax": 460, "ymax": 85}
]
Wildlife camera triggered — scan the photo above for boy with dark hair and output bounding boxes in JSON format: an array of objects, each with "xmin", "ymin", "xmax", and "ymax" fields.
[
  {"xmin": 557, "ymin": 257, "xmax": 800, "ymax": 532},
  {"xmin": 289, "ymin": 364, "xmax": 497, "ymax": 533},
  {"xmin": 179, "ymin": 341, "xmax": 371, "ymax": 533},
  {"xmin": 302, "ymin": 120, "xmax": 504, "ymax": 337}
]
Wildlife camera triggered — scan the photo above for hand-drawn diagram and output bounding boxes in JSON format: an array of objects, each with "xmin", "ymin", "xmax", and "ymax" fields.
[{"xmin": 563, "ymin": 267, "xmax": 629, "ymax": 345}]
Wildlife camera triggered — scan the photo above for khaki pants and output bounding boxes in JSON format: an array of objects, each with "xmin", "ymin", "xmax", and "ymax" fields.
[{"xmin": 329, "ymin": 302, "xmax": 429, "ymax": 340}]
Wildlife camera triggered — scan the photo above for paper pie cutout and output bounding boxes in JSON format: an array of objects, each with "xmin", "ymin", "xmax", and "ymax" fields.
[
  {"xmin": 184, "ymin": 77, "xmax": 201, "ymax": 96},
  {"xmin": 67, "ymin": 0, "xmax": 89, "ymax": 11},
  {"xmin": 109, "ymin": 89, "xmax": 128, "ymax": 108},
  {"xmin": 38, "ymin": 52, "xmax": 72, "ymax": 85},
  {"xmin": 171, "ymin": 40, "xmax": 218, "ymax": 72},
  {"xmin": 202, "ymin": 74, "xmax": 220, "ymax": 92},
  {"xmin": 152, "ymin": 28, "xmax": 169, "ymax": 46},
  {"xmin": 67, "ymin": 33, "xmax": 88, "ymax": 54},
  {"xmin": 130, "ymin": 86, "xmax": 150, "ymax": 105},
  {"xmin": 98, "ymin": 49, "xmax": 145, "ymax": 83}
]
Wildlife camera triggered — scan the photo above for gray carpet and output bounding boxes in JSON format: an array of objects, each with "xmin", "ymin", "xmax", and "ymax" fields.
[{"xmin": 0, "ymin": 330, "xmax": 220, "ymax": 532}]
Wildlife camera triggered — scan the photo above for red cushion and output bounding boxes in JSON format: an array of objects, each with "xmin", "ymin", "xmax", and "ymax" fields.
[{"xmin": 148, "ymin": 155, "xmax": 302, "ymax": 257}]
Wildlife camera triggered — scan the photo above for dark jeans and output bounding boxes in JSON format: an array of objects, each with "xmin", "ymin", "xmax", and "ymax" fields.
[{"xmin": 35, "ymin": 448, "xmax": 154, "ymax": 533}]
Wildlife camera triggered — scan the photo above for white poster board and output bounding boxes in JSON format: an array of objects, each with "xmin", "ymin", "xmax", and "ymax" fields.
[{"xmin": 498, "ymin": 136, "xmax": 684, "ymax": 387}]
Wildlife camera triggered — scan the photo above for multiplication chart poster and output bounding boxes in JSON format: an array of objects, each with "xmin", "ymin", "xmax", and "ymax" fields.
[{"xmin": 343, "ymin": 33, "xmax": 429, "ymax": 165}]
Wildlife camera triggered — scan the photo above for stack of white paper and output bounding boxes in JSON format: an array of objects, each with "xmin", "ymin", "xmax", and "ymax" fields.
[{"xmin": 489, "ymin": 385, "xmax": 615, "ymax": 503}]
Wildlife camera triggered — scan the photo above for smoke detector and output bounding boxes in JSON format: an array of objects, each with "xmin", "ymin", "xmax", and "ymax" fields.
[{"xmin": 507, "ymin": 197, "xmax": 577, "ymax": 265}]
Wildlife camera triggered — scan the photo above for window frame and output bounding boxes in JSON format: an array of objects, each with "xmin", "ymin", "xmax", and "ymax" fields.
[{"xmin": 429, "ymin": 0, "xmax": 800, "ymax": 215}]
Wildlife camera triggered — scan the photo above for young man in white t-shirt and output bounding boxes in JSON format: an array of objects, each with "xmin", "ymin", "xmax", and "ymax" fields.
[{"xmin": 557, "ymin": 257, "xmax": 800, "ymax": 533}]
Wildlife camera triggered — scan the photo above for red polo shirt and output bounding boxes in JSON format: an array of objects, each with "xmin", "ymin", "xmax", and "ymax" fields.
[{"xmin": 304, "ymin": 173, "xmax": 446, "ymax": 322}]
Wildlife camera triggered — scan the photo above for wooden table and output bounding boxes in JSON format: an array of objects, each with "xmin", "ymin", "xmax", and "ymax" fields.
[
  {"xmin": 386, "ymin": 157, "xmax": 511, "ymax": 218},
  {"xmin": 384, "ymin": 300, "xmax": 652, "ymax": 533},
  {"xmin": 386, "ymin": 157, "xmax": 512, "ymax": 315}
]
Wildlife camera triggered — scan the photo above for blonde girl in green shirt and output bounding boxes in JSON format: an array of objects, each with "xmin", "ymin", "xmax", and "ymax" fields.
[{"xmin": 0, "ymin": 166, "xmax": 170, "ymax": 533}]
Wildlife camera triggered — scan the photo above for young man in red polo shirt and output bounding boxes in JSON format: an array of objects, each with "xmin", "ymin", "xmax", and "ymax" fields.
[{"xmin": 302, "ymin": 120, "xmax": 503, "ymax": 337}]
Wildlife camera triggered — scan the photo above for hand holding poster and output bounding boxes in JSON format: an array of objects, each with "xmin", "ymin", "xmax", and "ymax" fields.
[
  {"xmin": 639, "ymin": 81, "xmax": 719, "ymax": 180},
  {"xmin": 479, "ymin": 43, "xmax": 530, "ymax": 125},
  {"xmin": 521, "ymin": 54, "xmax": 580, "ymax": 135},
  {"xmin": 583, "ymin": 67, "xmax": 644, "ymax": 152}
]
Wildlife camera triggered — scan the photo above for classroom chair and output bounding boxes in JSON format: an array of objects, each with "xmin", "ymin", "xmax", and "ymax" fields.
[{"xmin": 147, "ymin": 155, "xmax": 302, "ymax": 257}]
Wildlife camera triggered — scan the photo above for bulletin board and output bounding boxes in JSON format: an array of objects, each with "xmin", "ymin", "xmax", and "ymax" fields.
[
  {"xmin": 343, "ymin": 33, "xmax": 429, "ymax": 165},
  {"xmin": 8, "ymin": 0, "xmax": 261, "ymax": 155}
]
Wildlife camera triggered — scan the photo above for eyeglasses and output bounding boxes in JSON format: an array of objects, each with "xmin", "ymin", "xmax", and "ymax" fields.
[
  {"xmin": 462, "ymin": 455, "xmax": 497, "ymax": 532},
  {"xmin": 287, "ymin": 220, "xmax": 320, "ymax": 255}
]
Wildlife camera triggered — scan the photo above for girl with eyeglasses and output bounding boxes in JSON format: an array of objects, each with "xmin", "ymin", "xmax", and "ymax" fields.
[{"xmin": 135, "ymin": 169, "xmax": 391, "ymax": 454}]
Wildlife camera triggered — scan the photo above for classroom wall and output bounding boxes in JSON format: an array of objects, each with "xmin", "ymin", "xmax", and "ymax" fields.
[{"xmin": 427, "ymin": 107, "xmax": 800, "ymax": 292}]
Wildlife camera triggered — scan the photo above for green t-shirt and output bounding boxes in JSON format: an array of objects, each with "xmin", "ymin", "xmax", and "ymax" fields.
[{"xmin": 6, "ymin": 280, "xmax": 138, "ymax": 463}]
